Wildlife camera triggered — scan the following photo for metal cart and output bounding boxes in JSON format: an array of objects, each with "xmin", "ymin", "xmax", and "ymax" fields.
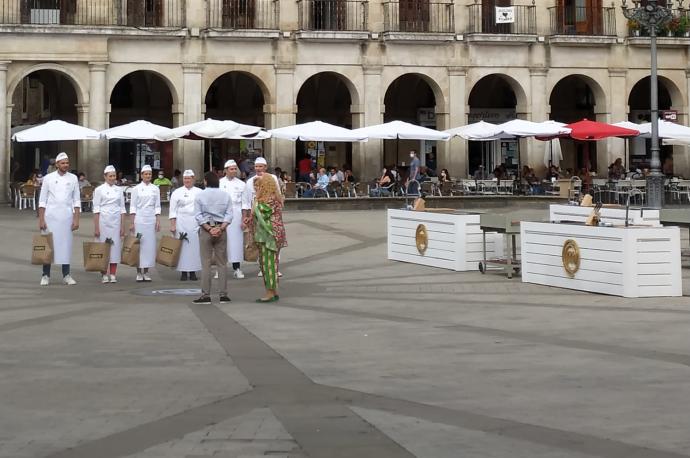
[{"xmin": 478, "ymin": 213, "xmax": 521, "ymax": 279}]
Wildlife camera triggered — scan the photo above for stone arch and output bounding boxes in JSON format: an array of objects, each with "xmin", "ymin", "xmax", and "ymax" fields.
[
  {"xmin": 203, "ymin": 69, "xmax": 272, "ymax": 108},
  {"xmin": 107, "ymin": 68, "xmax": 180, "ymax": 107},
  {"xmin": 549, "ymin": 74, "xmax": 607, "ymax": 120},
  {"xmin": 383, "ymin": 71, "xmax": 446, "ymax": 114},
  {"xmin": 468, "ymin": 72, "xmax": 529, "ymax": 115},
  {"xmin": 628, "ymin": 75, "xmax": 684, "ymax": 114},
  {"xmin": 295, "ymin": 70, "xmax": 361, "ymax": 110},
  {"xmin": 7, "ymin": 63, "xmax": 88, "ymax": 105}
]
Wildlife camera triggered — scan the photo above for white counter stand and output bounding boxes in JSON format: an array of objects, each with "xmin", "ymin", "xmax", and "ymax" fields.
[
  {"xmin": 550, "ymin": 204, "xmax": 660, "ymax": 226},
  {"xmin": 521, "ymin": 221, "xmax": 682, "ymax": 297},
  {"xmin": 387, "ymin": 209, "xmax": 501, "ymax": 271}
]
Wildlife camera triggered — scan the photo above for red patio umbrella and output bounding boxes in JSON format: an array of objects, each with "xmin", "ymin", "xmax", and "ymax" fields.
[{"xmin": 565, "ymin": 119, "xmax": 639, "ymax": 141}]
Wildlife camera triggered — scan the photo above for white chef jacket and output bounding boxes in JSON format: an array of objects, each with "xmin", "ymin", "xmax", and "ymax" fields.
[
  {"xmin": 220, "ymin": 176, "xmax": 246, "ymax": 263},
  {"xmin": 38, "ymin": 170, "xmax": 81, "ymax": 265},
  {"xmin": 93, "ymin": 183, "xmax": 126, "ymax": 264},
  {"xmin": 242, "ymin": 173, "xmax": 281, "ymax": 211},
  {"xmin": 169, "ymin": 185, "xmax": 202, "ymax": 272},
  {"xmin": 129, "ymin": 182, "xmax": 161, "ymax": 269}
]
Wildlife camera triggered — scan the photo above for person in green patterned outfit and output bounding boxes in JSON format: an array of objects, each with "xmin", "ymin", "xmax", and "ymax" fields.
[{"xmin": 253, "ymin": 175, "xmax": 287, "ymax": 302}]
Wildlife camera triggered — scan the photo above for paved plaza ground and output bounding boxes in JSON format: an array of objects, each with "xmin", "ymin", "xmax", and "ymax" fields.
[{"xmin": 1, "ymin": 205, "xmax": 690, "ymax": 458}]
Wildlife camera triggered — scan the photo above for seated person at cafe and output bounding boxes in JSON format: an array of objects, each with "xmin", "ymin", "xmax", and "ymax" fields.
[
  {"xmin": 439, "ymin": 168, "xmax": 452, "ymax": 183},
  {"xmin": 663, "ymin": 157, "xmax": 674, "ymax": 177},
  {"xmin": 608, "ymin": 158, "xmax": 625, "ymax": 180},
  {"xmin": 370, "ymin": 167, "xmax": 395, "ymax": 196},
  {"xmin": 78, "ymin": 172, "xmax": 91, "ymax": 189}
]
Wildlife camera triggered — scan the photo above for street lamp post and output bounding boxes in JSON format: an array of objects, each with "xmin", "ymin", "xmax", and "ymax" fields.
[{"xmin": 622, "ymin": 0, "xmax": 679, "ymax": 208}]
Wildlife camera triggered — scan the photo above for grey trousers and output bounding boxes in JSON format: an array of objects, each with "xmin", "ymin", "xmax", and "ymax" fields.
[{"xmin": 200, "ymin": 229, "xmax": 228, "ymax": 296}]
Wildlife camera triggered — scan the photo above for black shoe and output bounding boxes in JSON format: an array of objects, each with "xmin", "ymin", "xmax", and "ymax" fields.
[
  {"xmin": 189, "ymin": 272, "xmax": 198, "ymax": 281},
  {"xmin": 180, "ymin": 272, "xmax": 188, "ymax": 281},
  {"xmin": 219, "ymin": 295, "xmax": 231, "ymax": 303},
  {"xmin": 192, "ymin": 295, "xmax": 211, "ymax": 304}
]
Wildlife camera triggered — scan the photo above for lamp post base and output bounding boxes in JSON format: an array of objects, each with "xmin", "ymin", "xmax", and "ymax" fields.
[{"xmin": 646, "ymin": 173, "xmax": 665, "ymax": 209}]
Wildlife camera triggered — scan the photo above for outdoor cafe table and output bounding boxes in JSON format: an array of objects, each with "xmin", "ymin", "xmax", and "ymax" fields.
[
  {"xmin": 387, "ymin": 209, "xmax": 502, "ymax": 271},
  {"xmin": 520, "ymin": 221, "xmax": 681, "ymax": 298}
]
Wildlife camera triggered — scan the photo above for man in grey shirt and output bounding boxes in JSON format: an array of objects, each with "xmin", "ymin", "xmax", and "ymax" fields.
[{"xmin": 193, "ymin": 171, "xmax": 233, "ymax": 304}]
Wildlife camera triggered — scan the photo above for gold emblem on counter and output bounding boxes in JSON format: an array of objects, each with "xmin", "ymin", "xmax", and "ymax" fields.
[
  {"xmin": 562, "ymin": 239, "xmax": 580, "ymax": 277},
  {"xmin": 415, "ymin": 224, "xmax": 428, "ymax": 255}
]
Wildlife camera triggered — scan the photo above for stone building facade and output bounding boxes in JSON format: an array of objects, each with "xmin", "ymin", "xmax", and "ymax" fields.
[{"xmin": 1, "ymin": 0, "xmax": 689, "ymax": 196}]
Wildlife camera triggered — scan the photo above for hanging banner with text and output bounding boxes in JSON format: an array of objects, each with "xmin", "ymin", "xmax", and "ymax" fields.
[{"xmin": 496, "ymin": 6, "xmax": 515, "ymax": 24}]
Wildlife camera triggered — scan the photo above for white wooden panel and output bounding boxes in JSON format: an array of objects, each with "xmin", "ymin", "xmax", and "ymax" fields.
[
  {"xmin": 389, "ymin": 252, "xmax": 458, "ymax": 270},
  {"xmin": 390, "ymin": 243, "xmax": 458, "ymax": 261},
  {"xmin": 389, "ymin": 226, "xmax": 457, "ymax": 243},
  {"xmin": 521, "ymin": 221, "xmax": 682, "ymax": 298},
  {"xmin": 389, "ymin": 235, "xmax": 456, "ymax": 252},
  {"xmin": 389, "ymin": 219, "xmax": 456, "ymax": 234}
]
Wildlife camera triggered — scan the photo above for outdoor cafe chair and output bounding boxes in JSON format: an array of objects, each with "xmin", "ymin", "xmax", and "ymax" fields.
[
  {"xmin": 158, "ymin": 184, "xmax": 171, "ymax": 203},
  {"xmin": 285, "ymin": 181, "xmax": 298, "ymax": 198},
  {"xmin": 18, "ymin": 184, "xmax": 36, "ymax": 210},
  {"xmin": 328, "ymin": 181, "xmax": 342, "ymax": 198},
  {"xmin": 80, "ymin": 186, "xmax": 94, "ymax": 212}
]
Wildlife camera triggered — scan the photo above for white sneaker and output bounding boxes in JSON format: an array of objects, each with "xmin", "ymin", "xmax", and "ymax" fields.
[
  {"xmin": 40, "ymin": 275, "xmax": 50, "ymax": 286},
  {"xmin": 136, "ymin": 273, "xmax": 144, "ymax": 282},
  {"xmin": 214, "ymin": 271, "xmax": 219, "ymax": 279},
  {"xmin": 234, "ymin": 269, "xmax": 245, "ymax": 279},
  {"xmin": 257, "ymin": 271, "xmax": 263, "ymax": 277},
  {"xmin": 109, "ymin": 275, "xmax": 117, "ymax": 283},
  {"xmin": 278, "ymin": 272, "xmax": 283, "ymax": 278},
  {"xmin": 63, "ymin": 275, "xmax": 77, "ymax": 285},
  {"xmin": 143, "ymin": 273, "xmax": 152, "ymax": 282},
  {"xmin": 101, "ymin": 274, "xmax": 110, "ymax": 284}
]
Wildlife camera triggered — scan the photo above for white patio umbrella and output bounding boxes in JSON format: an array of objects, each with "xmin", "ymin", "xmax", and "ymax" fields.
[
  {"xmin": 269, "ymin": 121, "xmax": 367, "ymax": 142},
  {"xmin": 351, "ymin": 120, "xmax": 450, "ymax": 141},
  {"xmin": 445, "ymin": 121, "xmax": 503, "ymax": 141},
  {"xmin": 157, "ymin": 118, "xmax": 265, "ymax": 141},
  {"xmin": 499, "ymin": 119, "xmax": 571, "ymax": 138},
  {"xmin": 100, "ymin": 120, "xmax": 173, "ymax": 140},
  {"xmin": 12, "ymin": 120, "xmax": 100, "ymax": 142},
  {"xmin": 613, "ymin": 121, "xmax": 650, "ymax": 137}
]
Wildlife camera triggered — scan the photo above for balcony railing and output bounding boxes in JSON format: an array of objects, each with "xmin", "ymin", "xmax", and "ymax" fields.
[
  {"xmin": 0, "ymin": 0, "xmax": 185, "ymax": 27},
  {"xmin": 297, "ymin": 0, "xmax": 367, "ymax": 31},
  {"xmin": 207, "ymin": 0, "xmax": 278, "ymax": 29},
  {"xmin": 627, "ymin": 9, "xmax": 690, "ymax": 37},
  {"xmin": 383, "ymin": 0, "xmax": 454, "ymax": 33},
  {"xmin": 466, "ymin": 3, "xmax": 535, "ymax": 34},
  {"xmin": 548, "ymin": 6, "xmax": 615, "ymax": 36}
]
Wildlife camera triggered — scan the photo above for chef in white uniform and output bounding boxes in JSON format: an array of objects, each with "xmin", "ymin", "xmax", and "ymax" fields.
[
  {"xmin": 129, "ymin": 164, "xmax": 161, "ymax": 282},
  {"xmin": 241, "ymin": 157, "xmax": 282, "ymax": 278},
  {"xmin": 93, "ymin": 165, "xmax": 126, "ymax": 284},
  {"xmin": 219, "ymin": 159, "xmax": 246, "ymax": 279},
  {"xmin": 38, "ymin": 152, "xmax": 81, "ymax": 286},
  {"xmin": 169, "ymin": 169, "xmax": 202, "ymax": 281}
]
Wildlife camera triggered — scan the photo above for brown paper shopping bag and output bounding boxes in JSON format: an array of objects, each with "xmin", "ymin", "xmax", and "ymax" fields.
[
  {"xmin": 121, "ymin": 235, "xmax": 141, "ymax": 267},
  {"xmin": 156, "ymin": 235, "xmax": 182, "ymax": 267},
  {"xmin": 243, "ymin": 229, "xmax": 259, "ymax": 262},
  {"xmin": 83, "ymin": 241, "xmax": 110, "ymax": 272},
  {"xmin": 31, "ymin": 233, "xmax": 53, "ymax": 265}
]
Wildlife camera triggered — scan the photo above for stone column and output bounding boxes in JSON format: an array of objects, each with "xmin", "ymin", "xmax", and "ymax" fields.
[
  {"xmin": 0, "ymin": 62, "xmax": 9, "ymax": 203},
  {"xmin": 182, "ymin": 64, "xmax": 204, "ymax": 175},
  {"xmin": 608, "ymin": 68, "xmax": 628, "ymax": 174},
  {"xmin": 448, "ymin": 67, "xmax": 467, "ymax": 178},
  {"xmin": 529, "ymin": 67, "xmax": 548, "ymax": 174},
  {"xmin": 76, "ymin": 104, "xmax": 89, "ymax": 176},
  {"xmin": 360, "ymin": 65, "xmax": 383, "ymax": 181},
  {"xmin": 88, "ymin": 62, "xmax": 108, "ymax": 180},
  {"xmin": 272, "ymin": 64, "xmax": 296, "ymax": 174}
]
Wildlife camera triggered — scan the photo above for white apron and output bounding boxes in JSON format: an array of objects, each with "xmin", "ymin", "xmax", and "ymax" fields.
[
  {"xmin": 169, "ymin": 186, "xmax": 202, "ymax": 272},
  {"xmin": 94, "ymin": 183, "xmax": 125, "ymax": 264},
  {"xmin": 130, "ymin": 182, "xmax": 161, "ymax": 269},
  {"xmin": 220, "ymin": 177, "xmax": 245, "ymax": 264},
  {"xmin": 39, "ymin": 171, "xmax": 80, "ymax": 265}
]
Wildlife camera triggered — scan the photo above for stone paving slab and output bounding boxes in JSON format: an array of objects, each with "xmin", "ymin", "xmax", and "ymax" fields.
[{"xmin": 1, "ymin": 206, "xmax": 690, "ymax": 458}]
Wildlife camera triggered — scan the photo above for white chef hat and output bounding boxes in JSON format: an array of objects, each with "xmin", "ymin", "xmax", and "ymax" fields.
[
  {"xmin": 55, "ymin": 152, "xmax": 69, "ymax": 162},
  {"xmin": 183, "ymin": 169, "xmax": 195, "ymax": 177},
  {"xmin": 224, "ymin": 159, "xmax": 237, "ymax": 168},
  {"xmin": 254, "ymin": 157, "xmax": 267, "ymax": 166},
  {"xmin": 141, "ymin": 165, "xmax": 152, "ymax": 173},
  {"xmin": 103, "ymin": 165, "xmax": 116, "ymax": 174}
]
